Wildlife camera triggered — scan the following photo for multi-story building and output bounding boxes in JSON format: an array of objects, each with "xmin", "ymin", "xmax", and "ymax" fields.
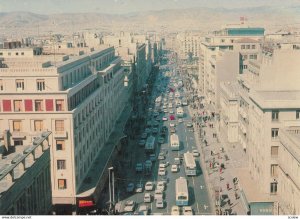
[
  {"xmin": 245, "ymin": 49, "xmax": 300, "ymax": 214},
  {"xmin": 0, "ymin": 46, "xmax": 130, "ymax": 214},
  {"xmin": 0, "ymin": 131, "xmax": 52, "ymax": 214},
  {"xmin": 176, "ymin": 32, "xmax": 203, "ymax": 60},
  {"xmin": 199, "ymin": 24, "xmax": 264, "ymax": 106}
]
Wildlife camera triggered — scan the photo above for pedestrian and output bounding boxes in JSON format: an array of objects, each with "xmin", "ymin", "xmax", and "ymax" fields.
[
  {"xmin": 220, "ymin": 167, "xmax": 222, "ymax": 174},
  {"xmin": 226, "ymin": 183, "xmax": 230, "ymax": 190},
  {"xmin": 235, "ymin": 192, "xmax": 238, "ymax": 200},
  {"xmin": 210, "ymin": 162, "xmax": 212, "ymax": 169},
  {"xmin": 211, "ymin": 150, "xmax": 213, "ymax": 156}
]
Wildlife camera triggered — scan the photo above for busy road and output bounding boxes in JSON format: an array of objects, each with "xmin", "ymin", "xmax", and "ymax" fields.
[{"xmin": 115, "ymin": 51, "xmax": 212, "ymax": 215}]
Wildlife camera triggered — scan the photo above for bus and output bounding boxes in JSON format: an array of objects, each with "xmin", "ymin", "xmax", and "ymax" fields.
[
  {"xmin": 145, "ymin": 136, "xmax": 156, "ymax": 153},
  {"xmin": 183, "ymin": 152, "xmax": 197, "ymax": 176},
  {"xmin": 170, "ymin": 134, "xmax": 180, "ymax": 150},
  {"xmin": 175, "ymin": 177, "xmax": 189, "ymax": 206},
  {"xmin": 176, "ymin": 107, "xmax": 184, "ymax": 118}
]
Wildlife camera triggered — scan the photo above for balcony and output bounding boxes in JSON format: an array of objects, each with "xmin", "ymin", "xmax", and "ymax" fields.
[{"xmin": 54, "ymin": 131, "xmax": 68, "ymax": 139}]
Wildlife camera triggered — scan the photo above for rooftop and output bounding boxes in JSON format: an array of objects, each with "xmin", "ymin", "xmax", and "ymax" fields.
[{"xmin": 0, "ymin": 131, "xmax": 51, "ymax": 196}]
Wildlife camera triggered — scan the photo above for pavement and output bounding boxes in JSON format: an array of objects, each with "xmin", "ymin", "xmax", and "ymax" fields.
[{"xmin": 186, "ymin": 89, "xmax": 250, "ymax": 215}]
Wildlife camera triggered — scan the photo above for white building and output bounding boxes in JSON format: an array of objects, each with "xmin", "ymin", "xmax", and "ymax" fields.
[
  {"xmin": 0, "ymin": 46, "xmax": 130, "ymax": 214},
  {"xmin": 0, "ymin": 131, "xmax": 52, "ymax": 214}
]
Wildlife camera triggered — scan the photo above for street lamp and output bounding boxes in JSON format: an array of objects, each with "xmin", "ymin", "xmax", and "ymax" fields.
[{"xmin": 108, "ymin": 167, "xmax": 115, "ymax": 215}]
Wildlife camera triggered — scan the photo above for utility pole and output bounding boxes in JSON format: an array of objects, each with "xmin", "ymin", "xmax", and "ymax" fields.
[{"xmin": 108, "ymin": 167, "xmax": 114, "ymax": 214}]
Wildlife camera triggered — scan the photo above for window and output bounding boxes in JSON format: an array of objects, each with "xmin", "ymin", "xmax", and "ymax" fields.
[
  {"xmin": 246, "ymin": 45, "xmax": 250, "ymax": 49},
  {"xmin": 34, "ymin": 100, "xmax": 43, "ymax": 111},
  {"xmin": 56, "ymin": 140, "xmax": 65, "ymax": 150},
  {"xmin": 58, "ymin": 179, "xmax": 67, "ymax": 190},
  {"xmin": 21, "ymin": 52, "xmax": 24, "ymax": 55},
  {"xmin": 272, "ymin": 111, "xmax": 279, "ymax": 121},
  {"xmin": 13, "ymin": 100, "xmax": 22, "ymax": 112},
  {"xmin": 57, "ymin": 160, "xmax": 66, "ymax": 170},
  {"xmin": 0, "ymin": 80, "xmax": 3, "ymax": 90},
  {"xmin": 36, "ymin": 79, "xmax": 45, "ymax": 91},
  {"xmin": 296, "ymin": 110, "xmax": 300, "ymax": 119},
  {"xmin": 34, "ymin": 120, "xmax": 43, "ymax": 131},
  {"xmin": 241, "ymin": 45, "xmax": 245, "ymax": 49},
  {"xmin": 13, "ymin": 120, "xmax": 22, "ymax": 131},
  {"xmin": 271, "ymin": 164, "xmax": 278, "ymax": 177},
  {"xmin": 271, "ymin": 146, "xmax": 279, "ymax": 157},
  {"xmin": 55, "ymin": 120, "xmax": 64, "ymax": 132},
  {"xmin": 16, "ymin": 79, "xmax": 24, "ymax": 91},
  {"xmin": 271, "ymin": 128, "xmax": 279, "ymax": 139},
  {"xmin": 252, "ymin": 45, "xmax": 256, "ymax": 49},
  {"xmin": 14, "ymin": 140, "xmax": 23, "ymax": 146},
  {"xmin": 270, "ymin": 182, "xmax": 277, "ymax": 194},
  {"xmin": 56, "ymin": 100, "xmax": 64, "ymax": 111}
]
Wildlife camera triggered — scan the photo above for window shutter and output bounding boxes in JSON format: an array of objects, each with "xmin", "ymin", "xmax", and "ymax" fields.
[
  {"xmin": 25, "ymin": 99, "xmax": 33, "ymax": 111},
  {"xmin": 3, "ymin": 100, "xmax": 11, "ymax": 112},
  {"xmin": 45, "ymin": 99, "xmax": 54, "ymax": 111}
]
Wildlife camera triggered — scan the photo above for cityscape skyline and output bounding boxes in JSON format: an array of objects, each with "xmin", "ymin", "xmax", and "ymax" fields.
[{"xmin": 0, "ymin": 0, "xmax": 300, "ymax": 14}]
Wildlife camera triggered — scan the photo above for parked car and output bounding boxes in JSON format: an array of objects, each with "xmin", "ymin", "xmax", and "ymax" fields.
[
  {"xmin": 162, "ymin": 117, "xmax": 168, "ymax": 121},
  {"xmin": 135, "ymin": 163, "xmax": 143, "ymax": 172},
  {"xmin": 136, "ymin": 205, "xmax": 150, "ymax": 215},
  {"xmin": 158, "ymin": 168, "xmax": 166, "ymax": 176},
  {"xmin": 149, "ymin": 154, "xmax": 156, "ymax": 162},
  {"xmin": 139, "ymin": 140, "xmax": 146, "ymax": 147}
]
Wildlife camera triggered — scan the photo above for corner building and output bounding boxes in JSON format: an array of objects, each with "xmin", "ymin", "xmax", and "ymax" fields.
[{"xmin": 0, "ymin": 46, "xmax": 129, "ymax": 213}]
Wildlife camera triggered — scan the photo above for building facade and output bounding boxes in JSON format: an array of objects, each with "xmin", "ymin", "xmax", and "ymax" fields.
[
  {"xmin": 0, "ymin": 132, "xmax": 52, "ymax": 214},
  {"xmin": 0, "ymin": 46, "xmax": 130, "ymax": 213}
]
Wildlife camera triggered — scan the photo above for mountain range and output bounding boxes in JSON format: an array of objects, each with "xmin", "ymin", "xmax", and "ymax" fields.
[{"xmin": 1, "ymin": 6, "xmax": 300, "ymax": 37}]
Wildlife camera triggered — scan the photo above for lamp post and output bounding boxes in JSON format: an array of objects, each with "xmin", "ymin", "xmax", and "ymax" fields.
[{"xmin": 108, "ymin": 167, "xmax": 114, "ymax": 215}]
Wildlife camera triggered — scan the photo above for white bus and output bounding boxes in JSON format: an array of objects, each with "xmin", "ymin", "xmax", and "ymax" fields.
[
  {"xmin": 175, "ymin": 177, "xmax": 189, "ymax": 206},
  {"xmin": 176, "ymin": 107, "xmax": 184, "ymax": 118},
  {"xmin": 145, "ymin": 136, "xmax": 156, "ymax": 153},
  {"xmin": 184, "ymin": 152, "xmax": 197, "ymax": 176},
  {"xmin": 170, "ymin": 134, "xmax": 180, "ymax": 151}
]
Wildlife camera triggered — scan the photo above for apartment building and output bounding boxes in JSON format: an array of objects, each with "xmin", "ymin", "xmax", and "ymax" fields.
[
  {"xmin": 199, "ymin": 24, "xmax": 264, "ymax": 106},
  {"xmin": 0, "ymin": 46, "xmax": 130, "ymax": 214},
  {"xmin": 245, "ymin": 49, "xmax": 300, "ymax": 214},
  {"xmin": 0, "ymin": 131, "xmax": 52, "ymax": 214},
  {"xmin": 176, "ymin": 32, "xmax": 203, "ymax": 60}
]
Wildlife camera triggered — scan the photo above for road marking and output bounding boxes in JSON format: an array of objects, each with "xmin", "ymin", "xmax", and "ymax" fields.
[
  {"xmin": 200, "ymin": 185, "xmax": 204, "ymax": 189},
  {"xmin": 204, "ymin": 204, "xmax": 208, "ymax": 210}
]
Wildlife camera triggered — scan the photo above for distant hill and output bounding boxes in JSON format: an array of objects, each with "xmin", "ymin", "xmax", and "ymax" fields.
[{"xmin": 0, "ymin": 6, "xmax": 300, "ymax": 36}]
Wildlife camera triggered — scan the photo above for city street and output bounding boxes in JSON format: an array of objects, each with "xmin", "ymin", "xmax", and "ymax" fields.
[{"xmin": 113, "ymin": 52, "xmax": 212, "ymax": 215}]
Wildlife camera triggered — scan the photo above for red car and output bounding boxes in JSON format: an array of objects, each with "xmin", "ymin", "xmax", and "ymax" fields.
[{"xmin": 169, "ymin": 115, "xmax": 175, "ymax": 120}]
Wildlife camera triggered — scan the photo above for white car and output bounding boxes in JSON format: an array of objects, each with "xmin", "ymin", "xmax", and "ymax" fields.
[
  {"xmin": 135, "ymin": 183, "xmax": 143, "ymax": 193},
  {"xmin": 156, "ymin": 198, "xmax": 164, "ymax": 209},
  {"xmin": 159, "ymin": 161, "xmax": 169, "ymax": 168},
  {"xmin": 178, "ymin": 118, "xmax": 183, "ymax": 123},
  {"xmin": 156, "ymin": 181, "xmax": 166, "ymax": 191},
  {"xmin": 193, "ymin": 150, "xmax": 200, "ymax": 157},
  {"xmin": 183, "ymin": 206, "xmax": 193, "ymax": 215},
  {"xmin": 158, "ymin": 168, "xmax": 166, "ymax": 176},
  {"xmin": 171, "ymin": 205, "xmax": 180, "ymax": 215},
  {"xmin": 154, "ymin": 189, "xmax": 164, "ymax": 200},
  {"xmin": 124, "ymin": 200, "xmax": 136, "ymax": 212},
  {"xmin": 144, "ymin": 193, "xmax": 152, "ymax": 203},
  {"xmin": 163, "ymin": 109, "xmax": 168, "ymax": 113},
  {"xmin": 137, "ymin": 205, "xmax": 150, "ymax": 215},
  {"xmin": 170, "ymin": 123, "xmax": 176, "ymax": 127},
  {"xmin": 171, "ymin": 165, "xmax": 178, "ymax": 173},
  {"xmin": 158, "ymin": 155, "xmax": 165, "ymax": 160},
  {"xmin": 145, "ymin": 181, "xmax": 154, "ymax": 191},
  {"xmin": 162, "ymin": 117, "xmax": 168, "ymax": 121},
  {"xmin": 169, "ymin": 110, "xmax": 174, "ymax": 114}
]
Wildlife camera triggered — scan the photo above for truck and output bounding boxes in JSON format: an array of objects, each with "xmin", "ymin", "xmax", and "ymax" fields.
[{"xmin": 145, "ymin": 136, "xmax": 156, "ymax": 153}]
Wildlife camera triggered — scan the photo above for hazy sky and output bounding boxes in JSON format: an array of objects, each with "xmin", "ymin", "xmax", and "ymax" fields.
[{"xmin": 0, "ymin": 0, "xmax": 299, "ymax": 14}]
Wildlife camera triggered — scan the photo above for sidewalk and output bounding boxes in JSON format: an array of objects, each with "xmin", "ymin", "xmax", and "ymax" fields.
[{"xmin": 186, "ymin": 90, "xmax": 249, "ymax": 215}]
